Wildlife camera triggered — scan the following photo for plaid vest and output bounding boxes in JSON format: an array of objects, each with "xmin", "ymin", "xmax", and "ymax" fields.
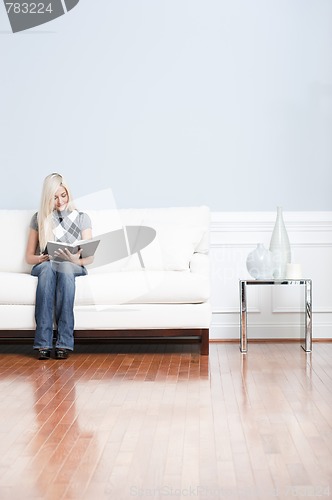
[{"xmin": 51, "ymin": 209, "xmax": 82, "ymax": 244}]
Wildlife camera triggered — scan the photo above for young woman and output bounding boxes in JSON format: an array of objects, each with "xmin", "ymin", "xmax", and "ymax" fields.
[{"xmin": 25, "ymin": 173, "xmax": 93, "ymax": 360}]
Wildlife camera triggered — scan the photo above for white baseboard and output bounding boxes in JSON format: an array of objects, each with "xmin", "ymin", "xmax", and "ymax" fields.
[{"xmin": 210, "ymin": 321, "xmax": 332, "ymax": 341}]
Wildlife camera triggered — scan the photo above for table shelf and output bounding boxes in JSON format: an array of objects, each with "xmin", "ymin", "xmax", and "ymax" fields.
[{"xmin": 239, "ymin": 279, "xmax": 312, "ymax": 353}]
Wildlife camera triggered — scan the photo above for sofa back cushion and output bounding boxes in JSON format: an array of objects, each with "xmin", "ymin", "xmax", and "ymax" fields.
[
  {"xmin": 86, "ymin": 206, "xmax": 210, "ymax": 273},
  {"xmin": 0, "ymin": 210, "xmax": 34, "ymax": 273},
  {"xmin": 0, "ymin": 206, "xmax": 210, "ymax": 274}
]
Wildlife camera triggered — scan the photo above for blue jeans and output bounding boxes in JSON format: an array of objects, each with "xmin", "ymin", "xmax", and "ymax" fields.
[{"xmin": 31, "ymin": 261, "xmax": 87, "ymax": 351}]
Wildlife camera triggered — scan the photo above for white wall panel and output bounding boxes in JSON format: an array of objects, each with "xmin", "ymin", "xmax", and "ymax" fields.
[{"xmin": 210, "ymin": 211, "xmax": 332, "ymax": 341}]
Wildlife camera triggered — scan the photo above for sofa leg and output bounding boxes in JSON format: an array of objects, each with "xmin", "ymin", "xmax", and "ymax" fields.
[{"xmin": 200, "ymin": 329, "xmax": 209, "ymax": 355}]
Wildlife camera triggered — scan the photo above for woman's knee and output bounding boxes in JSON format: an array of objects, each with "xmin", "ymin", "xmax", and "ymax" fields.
[
  {"xmin": 56, "ymin": 261, "xmax": 77, "ymax": 279},
  {"xmin": 31, "ymin": 260, "xmax": 54, "ymax": 278}
]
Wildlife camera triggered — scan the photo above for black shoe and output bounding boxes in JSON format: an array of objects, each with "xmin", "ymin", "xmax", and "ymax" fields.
[
  {"xmin": 38, "ymin": 349, "xmax": 51, "ymax": 360},
  {"xmin": 55, "ymin": 348, "xmax": 69, "ymax": 360}
]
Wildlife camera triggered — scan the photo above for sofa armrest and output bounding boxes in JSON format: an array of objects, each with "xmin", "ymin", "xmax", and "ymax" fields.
[{"xmin": 189, "ymin": 253, "xmax": 210, "ymax": 276}]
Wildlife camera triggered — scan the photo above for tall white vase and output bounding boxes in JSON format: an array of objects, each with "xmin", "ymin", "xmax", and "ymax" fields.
[{"xmin": 269, "ymin": 207, "xmax": 291, "ymax": 279}]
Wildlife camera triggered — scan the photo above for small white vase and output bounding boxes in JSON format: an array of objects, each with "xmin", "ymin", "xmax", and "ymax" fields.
[
  {"xmin": 269, "ymin": 206, "xmax": 291, "ymax": 279},
  {"xmin": 246, "ymin": 243, "xmax": 274, "ymax": 280}
]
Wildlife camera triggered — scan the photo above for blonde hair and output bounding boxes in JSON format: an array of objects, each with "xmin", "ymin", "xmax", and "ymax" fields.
[{"xmin": 37, "ymin": 173, "xmax": 76, "ymax": 251}]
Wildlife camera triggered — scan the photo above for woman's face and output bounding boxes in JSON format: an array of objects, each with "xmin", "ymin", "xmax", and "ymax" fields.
[{"xmin": 54, "ymin": 186, "xmax": 69, "ymax": 211}]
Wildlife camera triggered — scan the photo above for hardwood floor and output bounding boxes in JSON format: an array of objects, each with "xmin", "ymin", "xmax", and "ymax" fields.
[{"xmin": 0, "ymin": 341, "xmax": 331, "ymax": 499}]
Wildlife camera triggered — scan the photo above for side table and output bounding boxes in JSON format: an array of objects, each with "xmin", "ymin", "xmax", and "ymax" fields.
[{"xmin": 239, "ymin": 279, "xmax": 312, "ymax": 353}]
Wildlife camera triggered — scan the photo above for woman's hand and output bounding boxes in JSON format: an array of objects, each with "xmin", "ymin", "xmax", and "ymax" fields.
[
  {"xmin": 38, "ymin": 253, "xmax": 50, "ymax": 264},
  {"xmin": 54, "ymin": 248, "xmax": 83, "ymax": 264},
  {"xmin": 26, "ymin": 228, "xmax": 50, "ymax": 266}
]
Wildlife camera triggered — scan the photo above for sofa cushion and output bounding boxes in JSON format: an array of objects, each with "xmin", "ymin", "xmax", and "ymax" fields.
[
  {"xmin": 0, "ymin": 271, "xmax": 210, "ymax": 306},
  {"xmin": 75, "ymin": 271, "xmax": 210, "ymax": 304},
  {"xmin": 0, "ymin": 273, "xmax": 37, "ymax": 303},
  {"xmin": 0, "ymin": 206, "xmax": 209, "ymax": 274},
  {"xmin": 86, "ymin": 206, "xmax": 209, "ymax": 272},
  {"xmin": 0, "ymin": 303, "xmax": 212, "ymax": 331},
  {"xmin": 88, "ymin": 225, "xmax": 205, "ymax": 273},
  {"xmin": 0, "ymin": 210, "xmax": 34, "ymax": 273}
]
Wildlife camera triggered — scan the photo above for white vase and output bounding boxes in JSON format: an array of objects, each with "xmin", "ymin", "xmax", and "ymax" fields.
[
  {"xmin": 246, "ymin": 243, "xmax": 274, "ymax": 280},
  {"xmin": 269, "ymin": 206, "xmax": 291, "ymax": 279}
]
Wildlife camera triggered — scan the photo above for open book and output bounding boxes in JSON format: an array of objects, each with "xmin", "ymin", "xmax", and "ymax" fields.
[{"xmin": 47, "ymin": 238, "xmax": 100, "ymax": 260}]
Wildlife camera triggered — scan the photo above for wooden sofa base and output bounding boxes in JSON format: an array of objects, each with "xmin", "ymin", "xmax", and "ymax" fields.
[{"xmin": 0, "ymin": 328, "xmax": 209, "ymax": 355}]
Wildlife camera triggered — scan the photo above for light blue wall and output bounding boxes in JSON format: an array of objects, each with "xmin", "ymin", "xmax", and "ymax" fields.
[{"xmin": 1, "ymin": 0, "xmax": 331, "ymax": 210}]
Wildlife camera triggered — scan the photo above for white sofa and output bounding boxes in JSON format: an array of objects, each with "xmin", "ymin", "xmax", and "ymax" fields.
[{"xmin": 0, "ymin": 206, "xmax": 211, "ymax": 354}]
